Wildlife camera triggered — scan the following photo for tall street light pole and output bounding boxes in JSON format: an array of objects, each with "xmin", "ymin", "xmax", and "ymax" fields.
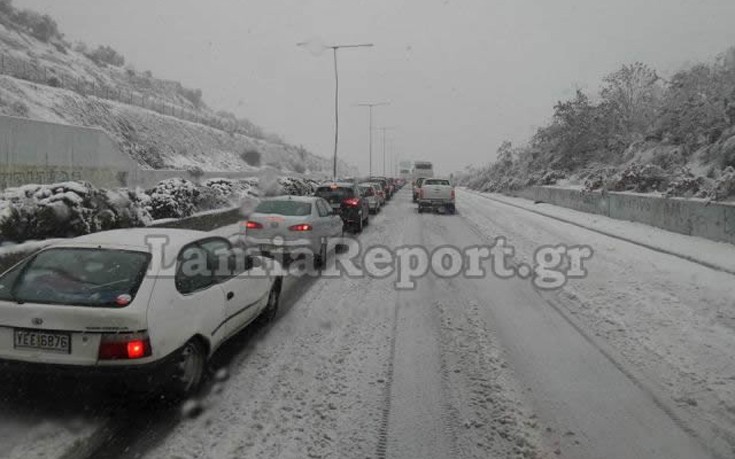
[
  {"xmin": 377, "ymin": 127, "xmax": 397, "ymax": 176},
  {"xmin": 356, "ymin": 102, "xmax": 389, "ymax": 177},
  {"xmin": 298, "ymin": 42, "xmax": 373, "ymax": 180}
]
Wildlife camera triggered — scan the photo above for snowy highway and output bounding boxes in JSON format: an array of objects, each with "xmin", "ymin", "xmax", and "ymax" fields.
[{"xmin": 2, "ymin": 188, "xmax": 734, "ymax": 459}]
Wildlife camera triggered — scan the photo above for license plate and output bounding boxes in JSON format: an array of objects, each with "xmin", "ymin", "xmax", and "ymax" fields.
[
  {"xmin": 270, "ymin": 222, "xmax": 279, "ymax": 228},
  {"xmin": 14, "ymin": 329, "xmax": 71, "ymax": 354}
]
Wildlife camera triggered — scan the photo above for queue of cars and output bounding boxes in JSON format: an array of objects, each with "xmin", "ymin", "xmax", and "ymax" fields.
[{"xmin": 0, "ymin": 176, "xmax": 405, "ymax": 399}]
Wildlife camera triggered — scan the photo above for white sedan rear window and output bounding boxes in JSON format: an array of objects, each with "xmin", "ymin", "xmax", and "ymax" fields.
[
  {"xmin": 255, "ymin": 200, "xmax": 312, "ymax": 216},
  {"xmin": 0, "ymin": 248, "xmax": 151, "ymax": 307}
]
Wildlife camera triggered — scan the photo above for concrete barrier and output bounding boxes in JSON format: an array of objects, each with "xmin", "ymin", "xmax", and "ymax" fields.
[
  {"xmin": 0, "ymin": 115, "xmax": 261, "ymax": 190},
  {"xmin": 509, "ymin": 186, "xmax": 735, "ymax": 244}
]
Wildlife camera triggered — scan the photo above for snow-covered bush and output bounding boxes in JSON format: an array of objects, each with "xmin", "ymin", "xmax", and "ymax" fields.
[
  {"xmin": 278, "ymin": 177, "xmax": 317, "ymax": 196},
  {"xmin": 147, "ymin": 178, "xmax": 199, "ymax": 220},
  {"xmin": 665, "ymin": 168, "xmax": 708, "ymax": 198},
  {"xmin": 707, "ymin": 166, "xmax": 735, "ymax": 201},
  {"xmin": 609, "ymin": 163, "xmax": 669, "ymax": 193},
  {"xmin": 195, "ymin": 178, "xmax": 258, "ymax": 211},
  {"xmin": 580, "ymin": 166, "xmax": 618, "ymax": 192},
  {"xmin": 525, "ymin": 169, "xmax": 567, "ymax": 187},
  {"xmin": 0, "ymin": 181, "xmax": 152, "ymax": 243}
]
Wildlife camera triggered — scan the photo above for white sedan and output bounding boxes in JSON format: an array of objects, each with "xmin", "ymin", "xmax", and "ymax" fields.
[
  {"xmin": 0, "ymin": 228, "xmax": 283, "ymax": 398},
  {"xmin": 243, "ymin": 196, "xmax": 344, "ymax": 267}
]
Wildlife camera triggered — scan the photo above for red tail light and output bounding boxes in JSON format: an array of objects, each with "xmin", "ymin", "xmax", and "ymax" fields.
[
  {"xmin": 98, "ymin": 332, "xmax": 152, "ymax": 360},
  {"xmin": 245, "ymin": 221, "xmax": 263, "ymax": 230},
  {"xmin": 451, "ymin": 188, "xmax": 455, "ymax": 200},
  {"xmin": 288, "ymin": 224, "xmax": 313, "ymax": 231},
  {"xmin": 343, "ymin": 198, "xmax": 360, "ymax": 207}
]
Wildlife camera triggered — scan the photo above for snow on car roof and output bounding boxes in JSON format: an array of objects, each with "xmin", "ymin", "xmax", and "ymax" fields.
[{"xmin": 52, "ymin": 228, "xmax": 213, "ymax": 260}]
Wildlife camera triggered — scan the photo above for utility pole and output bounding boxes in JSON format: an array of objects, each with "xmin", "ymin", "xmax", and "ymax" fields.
[
  {"xmin": 356, "ymin": 102, "xmax": 389, "ymax": 177},
  {"xmin": 377, "ymin": 127, "xmax": 397, "ymax": 176},
  {"xmin": 298, "ymin": 41, "xmax": 373, "ymax": 179}
]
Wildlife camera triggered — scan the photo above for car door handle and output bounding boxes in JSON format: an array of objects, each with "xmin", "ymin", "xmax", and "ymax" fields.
[{"xmin": 226, "ymin": 292, "xmax": 235, "ymax": 301}]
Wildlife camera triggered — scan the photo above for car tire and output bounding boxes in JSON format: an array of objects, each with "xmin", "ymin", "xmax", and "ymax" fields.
[
  {"xmin": 166, "ymin": 338, "xmax": 206, "ymax": 399},
  {"xmin": 259, "ymin": 280, "xmax": 281, "ymax": 323},
  {"xmin": 355, "ymin": 216, "xmax": 364, "ymax": 233}
]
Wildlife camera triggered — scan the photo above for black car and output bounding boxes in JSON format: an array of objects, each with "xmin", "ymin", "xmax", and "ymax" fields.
[{"xmin": 314, "ymin": 183, "xmax": 370, "ymax": 233}]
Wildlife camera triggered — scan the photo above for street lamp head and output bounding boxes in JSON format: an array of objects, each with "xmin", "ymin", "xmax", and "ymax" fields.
[
  {"xmin": 356, "ymin": 101, "xmax": 390, "ymax": 107},
  {"xmin": 329, "ymin": 43, "xmax": 374, "ymax": 49}
]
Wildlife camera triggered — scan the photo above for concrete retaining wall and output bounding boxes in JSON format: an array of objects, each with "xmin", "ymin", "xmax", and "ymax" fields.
[
  {"xmin": 510, "ymin": 186, "xmax": 735, "ymax": 244},
  {"xmin": 0, "ymin": 115, "xmax": 259, "ymax": 190}
]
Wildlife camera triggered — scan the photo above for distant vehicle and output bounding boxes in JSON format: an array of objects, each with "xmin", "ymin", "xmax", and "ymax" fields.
[
  {"xmin": 369, "ymin": 177, "xmax": 393, "ymax": 200},
  {"xmin": 359, "ymin": 183, "xmax": 382, "ymax": 214},
  {"xmin": 314, "ymin": 183, "xmax": 370, "ymax": 233},
  {"xmin": 364, "ymin": 181, "xmax": 386, "ymax": 206},
  {"xmin": 244, "ymin": 196, "xmax": 344, "ymax": 266},
  {"xmin": 417, "ymin": 178, "xmax": 456, "ymax": 214},
  {"xmin": 412, "ymin": 176, "xmax": 427, "ymax": 202},
  {"xmin": 0, "ymin": 229, "xmax": 283, "ymax": 398},
  {"xmin": 412, "ymin": 161, "xmax": 434, "ymax": 180}
]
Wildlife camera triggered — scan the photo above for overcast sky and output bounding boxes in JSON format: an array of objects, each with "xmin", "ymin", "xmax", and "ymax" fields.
[{"xmin": 16, "ymin": 0, "xmax": 735, "ymax": 175}]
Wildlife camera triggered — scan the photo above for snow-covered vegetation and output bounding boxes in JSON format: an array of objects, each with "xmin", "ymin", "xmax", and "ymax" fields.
[
  {"xmin": 0, "ymin": 176, "xmax": 317, "ymax": 243},
  {"xmin": 0, "ymin": 181, "xmax": 152, "ymax": 242},
  {"xmin": 459, "ymin": 51, "xmax": 735, "ymax": 201}
]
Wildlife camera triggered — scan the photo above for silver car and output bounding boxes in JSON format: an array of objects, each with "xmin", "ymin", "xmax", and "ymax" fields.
[
  {"xmin": 364, "ymin": 182, "xmax": 386, "ymax": 207},
  {"xmin": 359, "ymin": 183, "xmax": 381, "ymax": 214},
  {"xmin": 243, "ymin": 196, "xmax": 344, "ymax": 266}
]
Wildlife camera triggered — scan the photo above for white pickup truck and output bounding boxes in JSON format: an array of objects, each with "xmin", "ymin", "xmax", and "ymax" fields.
[{"xmin": 417, "ymin": 178, "xmax": 456, "ymax": 214}]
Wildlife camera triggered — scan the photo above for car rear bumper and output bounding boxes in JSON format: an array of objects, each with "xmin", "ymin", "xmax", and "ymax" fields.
[
  {"xmin": 340, "ymin": 209, "xmax": 363, "ymax": 223},
  {"xmin": 418, "ymin": 200, "xmax": 455, "ymax": 206},
  {"xmin": 245, "ymin": 237, "xmax": 317, "ymax": 252},
  {"xmin": 0, "ymin": 351, "xmax": 177, "ymax": 389}
]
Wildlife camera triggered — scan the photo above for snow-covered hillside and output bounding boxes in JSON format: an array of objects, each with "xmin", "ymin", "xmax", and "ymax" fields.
[{"xmin": 0, "ymin": 6, "xmax": 352, "ymax": 176}]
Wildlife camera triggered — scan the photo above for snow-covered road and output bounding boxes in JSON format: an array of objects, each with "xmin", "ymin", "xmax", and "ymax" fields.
[{"xmin": 3, "ymin": 187, "xmax": 733, "ymax": 459}]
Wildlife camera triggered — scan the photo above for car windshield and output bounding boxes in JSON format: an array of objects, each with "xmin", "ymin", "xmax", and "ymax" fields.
[
  {"xmin": 255, "ymin": 200, "xmax": 312, "ymax": 216},
  {"xmin": 424, "ymin": 179, "xmax": 450, "ymax": 186},
  {"xmin": 0, "ymin": 248, "xmax": 150, "ymax": 307}
]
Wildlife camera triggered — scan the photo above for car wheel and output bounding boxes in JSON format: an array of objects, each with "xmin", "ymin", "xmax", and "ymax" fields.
[
  {"xmin": 167, "ymin": 338, "xmax": 206, "ymax": 399},
  {"xmin": 260, "ymin": 280, "xmax": 281, "ymax": 323},
  {"xmin": 356, "ymin": 216, "xmax": 364, "ymax": 233}
]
